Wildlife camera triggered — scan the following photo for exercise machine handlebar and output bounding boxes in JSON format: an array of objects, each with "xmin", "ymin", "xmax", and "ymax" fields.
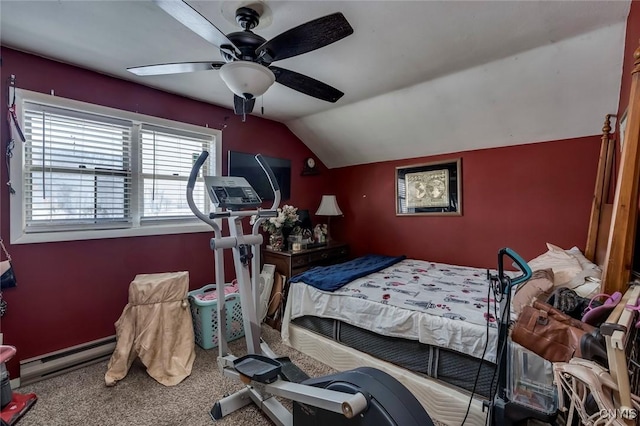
[
  {"xmin": 254, "ymin": 154, "xmax": 281, "ymax": 211},
  {"xmin": 187, "ymin": 151, "xmax": 217, "ymax": 229}
]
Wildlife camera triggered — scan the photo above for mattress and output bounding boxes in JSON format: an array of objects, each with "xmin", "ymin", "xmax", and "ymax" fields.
[{"xmin": 284, "ymin": 258, "xmax": 505, "ymax": 362}]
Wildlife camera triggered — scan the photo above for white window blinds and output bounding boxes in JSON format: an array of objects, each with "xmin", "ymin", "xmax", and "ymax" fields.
[
  {"xmin": 23, "ymin": 103, "xmax": 132, "ymax": 231},
  {"xmin": 13, "ymin": 90, "xmax": 220, "ymax": 243},
  {"xmin": 140, "ymin": 124, "xmax": 213, "ymax": 221}
]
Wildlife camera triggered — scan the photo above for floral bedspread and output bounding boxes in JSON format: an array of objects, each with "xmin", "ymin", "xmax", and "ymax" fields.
[{"xmin": 334, "ymin": 259, "xmax": 502, "ymax": 328}]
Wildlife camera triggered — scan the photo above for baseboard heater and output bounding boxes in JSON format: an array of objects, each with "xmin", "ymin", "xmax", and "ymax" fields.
[{"xmin": 19, "ymin": 335, "xmax": 116, "ymax": 386}]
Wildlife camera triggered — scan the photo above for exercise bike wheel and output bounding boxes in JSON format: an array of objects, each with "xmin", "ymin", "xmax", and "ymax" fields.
[{"xmin": 293, "ymin": 367, "xmax": 434, "ymax": 426}]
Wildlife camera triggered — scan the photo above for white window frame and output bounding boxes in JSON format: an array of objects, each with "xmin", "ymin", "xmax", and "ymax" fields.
[{"xmin": 9, "ymin": 89, "xmax": 222, "ymax": 244}]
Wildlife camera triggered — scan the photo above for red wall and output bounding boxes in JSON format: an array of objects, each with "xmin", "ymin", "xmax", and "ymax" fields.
[
  {"xmin": 0, "ymin": 48, "xmax": 332, "ymax": 376},
  {"xmin": 331, "ymin": 137, "xmax": 601, "ymax": 269}
]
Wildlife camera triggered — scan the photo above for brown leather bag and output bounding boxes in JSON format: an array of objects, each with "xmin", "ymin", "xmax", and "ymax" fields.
[{"xmin": 511, "ymin": 304, "xmax": 591, "ymax": 363}]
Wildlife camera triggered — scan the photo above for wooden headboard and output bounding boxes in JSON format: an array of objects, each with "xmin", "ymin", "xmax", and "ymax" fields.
[
  {"xmin": 585, "ymin": 114, "xmax": 616, "ymax": 269},
  {"xmin": 586, "ymin": 45, "xmax": 640, "ymax": 295}
]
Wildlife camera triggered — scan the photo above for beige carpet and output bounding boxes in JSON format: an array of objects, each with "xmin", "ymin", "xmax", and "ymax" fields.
[{"xmin": 13, "ymin": 325, "xmax": 446, "ymax": 426}]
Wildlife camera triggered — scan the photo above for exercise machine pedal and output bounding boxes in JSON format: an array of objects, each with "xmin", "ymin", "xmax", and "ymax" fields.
[
  {"xmin": 276, "ymin": 357, "xmax": 310, "ymax": 383},
  {"xmin": 233, "ymin": 354, "xmax": 281, "ymax": 384}
]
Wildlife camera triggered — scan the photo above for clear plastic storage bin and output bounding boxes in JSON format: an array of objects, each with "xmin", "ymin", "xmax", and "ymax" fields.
[{"xmin": 508, "ymin": 341, "xmax": 557, "ymax": 415}]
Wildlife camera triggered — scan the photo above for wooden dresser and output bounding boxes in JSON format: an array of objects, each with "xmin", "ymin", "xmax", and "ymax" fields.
[
  {"xmin": 262, "ymin": 241, "xmax": 349, "ymax": 281},
  {"xmin": 261, "ymin": 242, "xmax": 349, "ymax": 329}
]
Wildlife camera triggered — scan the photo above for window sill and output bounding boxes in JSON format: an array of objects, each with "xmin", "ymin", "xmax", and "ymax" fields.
[{"xmin": 12, "ymin": 221, "xmax": 213, "ymax": 245}]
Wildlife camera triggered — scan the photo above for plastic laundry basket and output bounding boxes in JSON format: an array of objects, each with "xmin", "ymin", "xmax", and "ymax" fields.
[{"xmin": 188, "ymin": 284, "xmax": 245, "ymax": 349}]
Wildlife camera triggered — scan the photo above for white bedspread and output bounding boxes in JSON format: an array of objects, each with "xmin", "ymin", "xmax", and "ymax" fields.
[{"xmin": 283, "ymin": 259, "xmax": 511, "ymax": 362}]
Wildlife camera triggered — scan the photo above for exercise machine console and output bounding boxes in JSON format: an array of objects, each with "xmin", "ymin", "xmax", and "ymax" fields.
[
  {"xmin": 205, "ymin": 176, "xmax": 262, "ymax": 210},
  {"xmin": 187, "ymin": 151, "xmax": 434, "ymax": 426}
]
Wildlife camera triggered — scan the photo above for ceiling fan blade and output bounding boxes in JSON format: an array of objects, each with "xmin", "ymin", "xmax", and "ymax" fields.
[
  {"xmin": 127, "ymin": 61, "xmax": 224, "ymax": 76},
  {"xmin": 270, "ymin": 66, "xmax": 344, "ymax": 103},
  {"xmin": 234, "ymin": 95, "xmax": 256, "ymax": 115},
  {"xmin": 256, "ymin": 13, "xmax": 353, "ymax": 63},
  {"xmin": 154, "ymin": 0, "xmax": 240, "ymax": 58}
]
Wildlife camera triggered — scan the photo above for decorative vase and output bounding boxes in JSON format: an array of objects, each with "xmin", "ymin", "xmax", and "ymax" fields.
[{"xmin": 269, "ymin": 231, "xmax": 284, "ymax": 252}]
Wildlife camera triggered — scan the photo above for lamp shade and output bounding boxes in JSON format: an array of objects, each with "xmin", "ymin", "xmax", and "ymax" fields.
[
  {"xmin": 316, "ymin": 195, "xmax": 343, "ymax": 216},
  {"xmin": 219, "ymin": 61, "xmax": 275, "ymax": 99}
]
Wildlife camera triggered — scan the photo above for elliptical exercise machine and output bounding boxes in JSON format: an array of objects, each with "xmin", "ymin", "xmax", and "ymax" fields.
[{"xmin": 187, "ymin": 151, "xmax": 434, "ymax": 426}]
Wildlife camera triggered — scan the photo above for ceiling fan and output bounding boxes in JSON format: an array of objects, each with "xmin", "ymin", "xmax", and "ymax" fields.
[{"xmin": 128, "ymin": 0, "xmax": 354, "ymax": 117}]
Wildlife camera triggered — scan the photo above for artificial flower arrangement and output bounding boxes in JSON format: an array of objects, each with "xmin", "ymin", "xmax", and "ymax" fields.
[{"xmin": 250, "ymin": 204, "xmax": 299, "ymax": 235}]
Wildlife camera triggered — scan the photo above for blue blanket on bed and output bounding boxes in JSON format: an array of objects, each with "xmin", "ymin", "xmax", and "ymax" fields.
[{"xmin": 290, "ymin": 254, "xmax": 406, "ymax": 292}]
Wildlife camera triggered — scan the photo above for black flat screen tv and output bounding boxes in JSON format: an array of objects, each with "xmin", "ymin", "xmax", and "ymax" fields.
[{"xmin": 228, "ymin": 151, "xmax": 291, "ymax": 201}]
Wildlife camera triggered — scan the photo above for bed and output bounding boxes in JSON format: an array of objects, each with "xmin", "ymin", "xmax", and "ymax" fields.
[
  {"xmin": 281, "ymin": 249, "xmax": 596, "ymax": 425},
  {"xmin": 283, "ymin": 255, "xmax": 504, "ymax": 391},
  {"xmin": 282, "ymin": 43, "xmax": 640, "ymax": 426}
]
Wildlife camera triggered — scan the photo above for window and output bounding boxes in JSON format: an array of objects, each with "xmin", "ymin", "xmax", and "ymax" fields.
[
  {"xmin": 139, "ymin": 125, "xmax": 209, "ymax": 221},
  {"xmin": 10, "ymin": 89, "xmax": 221, "ymax": 244},
  {"xmin": 23, "ymin": 103, "xmax": 133, "ymax": 231}
]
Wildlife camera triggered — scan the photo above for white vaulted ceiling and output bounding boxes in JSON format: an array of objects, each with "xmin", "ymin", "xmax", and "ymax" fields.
[{"xmin": 0, "ymin": 0, "xmax": 631, "ymax": 168}]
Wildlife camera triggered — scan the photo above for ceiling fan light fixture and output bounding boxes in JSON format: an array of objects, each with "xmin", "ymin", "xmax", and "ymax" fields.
[{"xmin": 219, "ymin": 61, "xmax": 275, "ymax": 99}]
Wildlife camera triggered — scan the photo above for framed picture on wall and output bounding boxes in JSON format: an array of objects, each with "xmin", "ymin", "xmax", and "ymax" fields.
[{"xmin": 396, "ymin": 158, "xmax": 462, "ymax": 216}]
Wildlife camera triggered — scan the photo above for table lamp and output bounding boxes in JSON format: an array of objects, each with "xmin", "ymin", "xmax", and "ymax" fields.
[{"xmin": 315, "ymin": 195, "xmax": 343, "ymax": 243}]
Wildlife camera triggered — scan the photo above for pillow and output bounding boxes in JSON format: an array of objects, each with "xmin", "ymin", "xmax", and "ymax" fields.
[
  {"xmin": 527, "ymin": 246, "xmax": 582, "ymax": 287},
  {"xmin": 547, "ymin": 243, "xmax": 599, "ymax": 270},
  {"xmin": 545, "ymin": 243, "xmax": 602, "ymax": 290},
  {"xmin": 565, "ymin": 246, "xmax": 599, "ymax": 270},
  {"xmin": 512, "ymin": 268, "xmax": 555, "ymax": 316}
]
